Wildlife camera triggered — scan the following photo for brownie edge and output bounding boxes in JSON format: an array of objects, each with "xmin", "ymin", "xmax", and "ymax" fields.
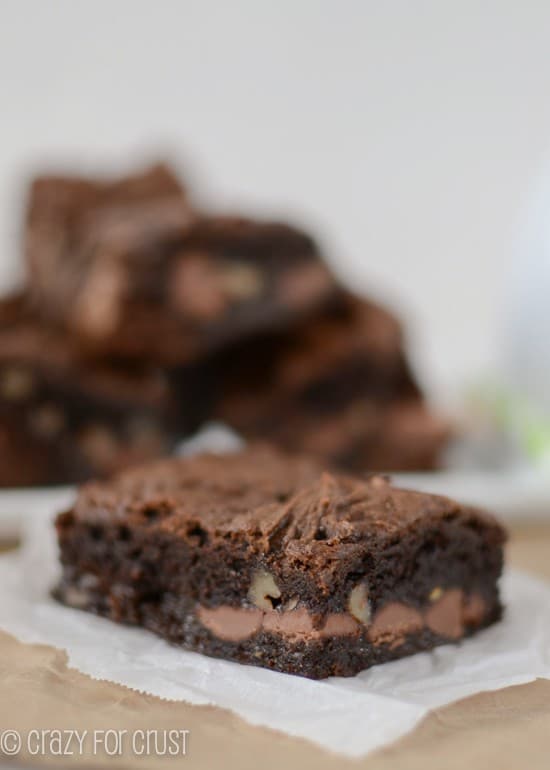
[{"xmin": 54, "ymin": 446, "xmax": 506, "ymax": 679}]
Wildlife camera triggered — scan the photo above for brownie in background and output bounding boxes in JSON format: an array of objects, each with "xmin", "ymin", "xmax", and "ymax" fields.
[
  {"xmin": 264, "ymin": 399, "xmax": 449, "ymax": 472},
  {"xmin": 211, "ymin": 293, "xmax": 449, "ymax": 471},
  {"xmin": 25, "ymin": 161, "xmax": 190, "ymax": 315},
  {"xmin": 26, "ymin": 169, "xmax": 338, "ymax": 365},
  {"xmin": 0, "ymin": 157, "xmax": 450, "ymax": 485},
  {"xmin": 0, "ymin": 296, "xmax": 182, "ymax": 486}
]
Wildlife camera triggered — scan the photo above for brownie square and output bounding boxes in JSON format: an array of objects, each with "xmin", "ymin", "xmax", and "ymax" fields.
[
  {"xmin": 263, "ymin": 399, "xmax": 449, "ymax": 472},
  {"xmin": 26, "ymin": 164, "xmax": 337, "ymax": 365},
  {"xmin": 69, "ymin": 215, "xmax": 337, "ymax": 364},
  {"xmin": 211, "ymin": 293, "xmax": 448, "ymax": 470},
  {"xmin": 54, "ymin": 446, "xmax": 506, "ymax": 679},
  {"xmin": 25, "ymin": 161, "xmax": 189, "ymax": 311},
  {"xmin": 0, "ymin": 296, "xmax": 182, "ymax": 486}
]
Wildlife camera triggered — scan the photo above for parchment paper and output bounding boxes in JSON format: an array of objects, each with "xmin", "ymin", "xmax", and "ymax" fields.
[{"xmin": 1, "ymin": 493, "xmax": 549, "ymax": 759}]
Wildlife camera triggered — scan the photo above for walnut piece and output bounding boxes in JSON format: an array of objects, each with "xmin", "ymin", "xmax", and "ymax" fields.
[
  {"xmin": 248, "ymin": 569, "xmax": 281, "ymax": 611},
  {"xmin": 429, "ymin": 586, "xmax": 443, "ymax": 602},
  {"xmin": 221, "ymin": 263, "xmax": 264, "ymax": 300},
  {"xmin": 348, "ymin": 583, "xmax": 371, "ymax": 625},
  {"xmin": 0, "ymin": 366, "xmax": 34, "ymax": 401}
]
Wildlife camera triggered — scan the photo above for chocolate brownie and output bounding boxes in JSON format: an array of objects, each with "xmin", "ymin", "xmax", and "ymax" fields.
[
  {"xmin": 26, "ymin": 172, "xmax": 337, "ymax": 364},
  {"xmin": 252, "ymin": 399, "xmax": 449, "ymax": 472},
  {"xmin": 25, "ymin": 161, "xmax": 189, "ymax": 311},
  {"xmin": 68, "ymin": 216, "xmax": 336, "ymax": 363},
  {"xmin": 0, "ymin": 296, "xmax": 182, "ymax": 486},
  {"xmin": 54, "ymin": 446, "xmax": 506, "ymax": 679},
  {"xmin": 212, "ymin": 294, "xmax": 448, "ymax": 470}
]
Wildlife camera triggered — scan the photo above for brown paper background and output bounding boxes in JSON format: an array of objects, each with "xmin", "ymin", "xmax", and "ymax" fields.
[{"xmin": 1, "ymin": 522, "xmax": 550, "ymax": 769}]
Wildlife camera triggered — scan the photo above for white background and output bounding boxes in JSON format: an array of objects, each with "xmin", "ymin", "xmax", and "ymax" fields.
[{"xmin": 1, "ymin": 0, "xmax": 550, "ymax": 397}]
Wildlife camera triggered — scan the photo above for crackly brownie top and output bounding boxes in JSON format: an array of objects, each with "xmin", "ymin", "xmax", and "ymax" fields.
[
  {"xmin": 177, "ymin": 215, "xmax": 318, "ymax": 258},
  {"xmin": 67, "ymin": 446, "xmax": 506, "ymax": 558},
  {"xmin": 26, "ymin": 162, "xmax": 188, "ymax": 227},
  {"xmin": 24, "ymin": 163, "xmax": 193, "ymax": 310},
  {"xmin": 65, "ymin": 209, "xmax": 325, "ymax": 272}
]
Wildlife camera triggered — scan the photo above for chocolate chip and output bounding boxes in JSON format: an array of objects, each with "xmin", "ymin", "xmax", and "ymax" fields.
[{"xmin": 170, "ymin": 252, "xmax": 228, "ymax": 320}]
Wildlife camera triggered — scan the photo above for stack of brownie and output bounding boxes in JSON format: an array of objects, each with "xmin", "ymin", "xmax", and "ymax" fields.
[{"xmin": 0, "ymin": 161, "xmax": 448, "ymax": 486}]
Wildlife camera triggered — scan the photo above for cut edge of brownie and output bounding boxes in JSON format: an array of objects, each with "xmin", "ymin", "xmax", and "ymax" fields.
[{"xmin": 53, "ymin": 447, "xmax": 506, "ymax": 679}]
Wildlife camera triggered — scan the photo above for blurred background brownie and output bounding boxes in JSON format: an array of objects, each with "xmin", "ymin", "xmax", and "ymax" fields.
[
  {"xmin": 210, "ymin": 293, "xmax": 448, "ymax": 470},
  {"xmin": 0, "ymin": 157, "xmax": 451, "ymax": 485},
  {"xmin": 0, "ymin": 295, "xmax": 182, "ymax": 486},
  {"xmin": 60, "ymin": 214, "xmax": 338, "ymax": 364},
  {"xmin": 257, "ymin": 400, "xmax": 449, "ymax": 472},
  {"xmin": 24, "ymin": 163, "xmax": 337, "ymax": 364},
  {"xmin": 25, "ymin": 162, "xmax": 189, "ymax": 314}
]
